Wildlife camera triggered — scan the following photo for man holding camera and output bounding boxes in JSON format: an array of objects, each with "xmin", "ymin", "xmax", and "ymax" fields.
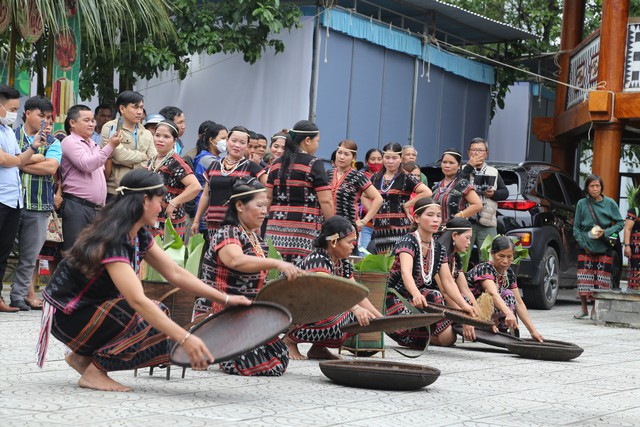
[{"xmin": 462, "ymin": 138, "xmax": 509, "ymax": 266}]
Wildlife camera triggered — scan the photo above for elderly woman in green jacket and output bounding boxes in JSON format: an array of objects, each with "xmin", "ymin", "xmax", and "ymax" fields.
[{"xmin": 572, "ymin": 174, "xmax": 624, "ymax": 320}]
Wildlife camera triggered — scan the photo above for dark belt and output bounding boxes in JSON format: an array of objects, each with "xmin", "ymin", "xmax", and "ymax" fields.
[{"xmin": 63, "ymin": 193, "xmax": 103, "ymax": 210}]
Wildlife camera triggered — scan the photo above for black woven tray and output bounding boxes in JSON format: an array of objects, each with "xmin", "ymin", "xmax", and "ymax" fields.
[
  {"xmin": 342, "ymin": 313, "xmax": 444, "ymax": 334},
  {"xmin": 319, "ymin": 360, "xmax": 440, "ymax": 390}
]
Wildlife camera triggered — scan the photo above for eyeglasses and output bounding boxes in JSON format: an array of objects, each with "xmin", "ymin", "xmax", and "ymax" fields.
[{"xmin": 469, "ymin": 149, "xmax": 487, "ymax": 153}]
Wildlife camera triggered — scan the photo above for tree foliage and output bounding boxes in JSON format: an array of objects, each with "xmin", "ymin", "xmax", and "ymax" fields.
[
  {"xmin": 80, "ymin": 0, "xmax": 302, "ymax": 103},
  {"xmin": 1, "ymin": 0, "xmax": 301, "ymax": 103}
]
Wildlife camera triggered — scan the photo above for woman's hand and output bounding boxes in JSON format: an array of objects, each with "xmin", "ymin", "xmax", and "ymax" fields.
[
  {"xmin": 504, "ymin": 311, "xmax": 518, "ymax": 330},
  {"xmin": 462, "ymin": 324, "xmax": 476, "ymax": 341},
  {"xmin": 54, "ymin": 193, "xmax": 63, "ymax": 210},
  {"xmin": 226, "ymin": 295, "xmax": 252, "ymax": 307},
  {"xmin": 464, "ymin": 304, "xmax": 479, "ymax": 317},
  {"xmin": 277, "ymin": 261, "xmax": 303, "ymax": 280},
  {"xmin": 530, "ymin": 330, "xmax": 544, "ymax": 343},
  {"xmin": 190, "ymin": 220, "xmax": 200, "ymax": 237},
  {"xmin": 355, "ymin": 219, "xmax": 365, "ymax": 231},
  {"xmin": 181, "ymin": 334, "xmax": 214, "ymax": 370},
  {"xmin": 625, "ymin": 245, "xmax": 631, "ymax": 258},
  {"xmin": 165, "ymin": 202, "xmax": 177, "ymax": 219},
  {"xmin": 411, "ymin": 292, "xmax": 428, "ymax": 309},
  {"xmin": 352, "ymin": 306, "xmax": 376, "ymax": 326}
]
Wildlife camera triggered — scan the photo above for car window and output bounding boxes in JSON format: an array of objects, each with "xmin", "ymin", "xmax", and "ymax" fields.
[
  {"xmin": 499, "ymin": 171, "xmax": 519, "ymax": 197},
  {"xmin": 559, "ymin": 174, "xmax": 584, "ymax": 206},
  {"xmin": 538, "ymin": 172, "xmax": 565, "ymax": 204}
]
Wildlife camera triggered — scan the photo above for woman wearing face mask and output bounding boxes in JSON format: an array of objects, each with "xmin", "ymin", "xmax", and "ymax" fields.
[
  {"xmin": 432, "ymin": 149, "xmax": 483, "ymax": 222},
  {"xmin": 358, "ymin": 149, "xmax": 383, "ymax": 254},
  {"xmin": 385, "ymin": 198, "xmax": 477, "ymax": 348},
  {"xmin": 329, "ymin": 140, "xmax": 383, "ymax": 237},
  {"xmin": 191, "ymin": 126, "xmax": 262, "ymax": 245},
  {"xmin": 371, "ymin": 142, "xmax": 431, "ymax": 254},
  {"xmin": 147, "ymin": 120, "xmax": 201, "ymax": 239},
  {"xmin": 265, "ymin": 120, "xmax": 334, "ymax": 264},
  {"xmin": 284, "ymin": 216, "xmax": 383, "ymax": 360},
  {"xmin": 467, "ymin": 236, "xmax": 544, "ymax": 342},
  {"xmin": 192, "ymin": 124, "xmax": 228, "ymax": 235}
]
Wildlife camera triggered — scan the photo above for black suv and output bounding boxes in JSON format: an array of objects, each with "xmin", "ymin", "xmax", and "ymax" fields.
[{"xmin": 422, "ymin": 161, "xmax": 586, "ymax": 309}]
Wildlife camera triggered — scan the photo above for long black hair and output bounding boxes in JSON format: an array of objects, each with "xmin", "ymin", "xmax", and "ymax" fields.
[
  {"xmin": 222, "ymin": 177, "xmax": 266, "ymax": 227},
  {"xmin": 65, "ymin": 169, "xmax": 167, "ymax": 278},
  {"xmin": 279, "ymin": 120, "xmax": 319, "ymax": 190}
]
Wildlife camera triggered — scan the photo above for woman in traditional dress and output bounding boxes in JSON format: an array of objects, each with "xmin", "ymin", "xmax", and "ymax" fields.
[
  {"xmin": 432, "ymin": 149, "xmax": 482, "ymax": 222},
  {"xmin": 624, "ymin": 189, "xmax": 640, "ymax": 291},
  {"xmin": 265, "ymin": 120, "xmax": 334, "ymax": 264},
  {"xmin": 284, "ymin": 216, "xmax": 383, "ymax": 359},
  {"xmin": 573, "ymin": 175, "xmax": 624, "ymax": 319},
  {"xmin": 38, "ymin": 170, "xmax": 250, "ymax": 392},
  {"xmin": 358, "ymin": 149, "xmax": 383, "ymax": 253},
  {"xmin": 371, "ymin": 142, "xmax": 431, "ymax": 254},
  {"xmin": 385, "ymin": 198, "xmax": 477, "ymax": 348},
  {"xmin": 190, "ymin": 126, "xmax": 262, "ymax": 245},
  {"xmin": 197, "ymin": 178, "xmax": 302, "ymax": 376},
  {"xmin": 147, "ymin": 120, "xmax": 201, "ymax": 239},
  {"xmin": 329, "ymin": 140, "xmax": 383, "ymax": 235},
  {"xmin": 467, "ymin": 236, "xmax": 544, "ymax": 341},
  {"xmin": 191, "ymin": 123, "xmax": 228, "ymax": 235}
]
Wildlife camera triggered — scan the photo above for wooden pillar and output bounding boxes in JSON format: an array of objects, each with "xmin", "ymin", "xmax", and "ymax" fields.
[
  {"xmin": 551, "ymin": 0, "xmax": 585, "ymax": 176},
  {"xmin": 591, "ymin": 0, "xmax": 629, "ymax": 201}
]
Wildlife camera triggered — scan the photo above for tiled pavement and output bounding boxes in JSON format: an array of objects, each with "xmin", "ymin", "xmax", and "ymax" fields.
[{"xmin": 1, "ymin": 296, "xmax": 639, "ymax": 426}]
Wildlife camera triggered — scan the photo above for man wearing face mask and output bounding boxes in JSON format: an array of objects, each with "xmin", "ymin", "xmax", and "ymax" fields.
[{"xmin": 0, "ymin": 85, "xmax": 46, "ymax": 313}]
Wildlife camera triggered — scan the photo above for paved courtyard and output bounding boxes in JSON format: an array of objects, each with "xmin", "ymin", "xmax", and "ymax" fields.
[{"xmin": 1, "ymin": 294, "xmax": 640, "ymax": 426}]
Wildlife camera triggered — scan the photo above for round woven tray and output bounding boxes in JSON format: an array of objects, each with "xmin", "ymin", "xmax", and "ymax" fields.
[
  {"xmin": 506, "ymin": 339, "xmax": 584, "ymax": 361},
  {"xmin": 342, "ymin": 313, "xmax": 444, "ymax": 334},
  {"xmin": 452, "ymin": 324, "xmax": 523, "ymax": 348},
  {"xmin": 170, "ymin": 302, "xmax": 292, "ymax": 367},
  {"xmin": 256, "ymin": 273, "xmax": 369, "ymax": 324},
  {"xmin": 319, "ymin": 360, "xmax": 441, "ymax": 390}
]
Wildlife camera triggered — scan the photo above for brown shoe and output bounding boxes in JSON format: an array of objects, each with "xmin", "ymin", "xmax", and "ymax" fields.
[{"xmin": 0, "ymin": 297, "xmax": 19, "ymax": 313}]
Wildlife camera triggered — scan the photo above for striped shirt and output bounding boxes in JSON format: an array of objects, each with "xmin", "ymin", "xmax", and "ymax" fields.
[{"xmin": 15, "ymin": 127, "xmax": 62, "ymax": 211}]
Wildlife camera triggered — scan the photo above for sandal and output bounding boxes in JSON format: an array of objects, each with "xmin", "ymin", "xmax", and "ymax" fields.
[
  {"xmin": 25, "ymin": 297, "xmax": 43, "ymax": 310},
  {"xmin": 573, "ymin": 311, "xmax": 589, "ymax": 320}
]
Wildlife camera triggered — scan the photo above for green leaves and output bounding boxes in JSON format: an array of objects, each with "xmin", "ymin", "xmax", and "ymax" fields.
[
  {"xmin": 479, "ymin": 234, "xmax": 529, "ymax": 266},
  {"xmin": 353, "ymin": 252, "xmax": 394, "ymax": 273},
  {"xmin": 266, "ymin": 238, "xmax": 283, "ymax": 281}
]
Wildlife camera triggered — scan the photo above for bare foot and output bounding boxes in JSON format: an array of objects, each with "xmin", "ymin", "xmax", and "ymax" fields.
[
  {"xmin": 78, "ymin": 364, "xmax": 132, "ymax": 392},
  {"xmin": 65, "ymin": 352, "xmax": 92, "ymax": 375},
  {"xmin": 307, "ymin": 344, "xmax": 342, "ymax": 360},
  {"xmin": 283, "ymin": 336, "xmax": 307, "ymax": 360}
]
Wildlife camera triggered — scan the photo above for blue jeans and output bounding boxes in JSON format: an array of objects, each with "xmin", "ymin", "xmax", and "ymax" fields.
[{"xmin": 358, "ymin": 226, "xmax": 374, "ymax": 256}]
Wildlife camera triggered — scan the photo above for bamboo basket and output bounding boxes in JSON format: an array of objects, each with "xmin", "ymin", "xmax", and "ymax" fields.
[
  {"xmin": 142, "ymin": 280, "xmax": 195, "ymax": 327},
  {"xmin": 341, "ymin": 271, "xmax": 388, "ymax": 357}
]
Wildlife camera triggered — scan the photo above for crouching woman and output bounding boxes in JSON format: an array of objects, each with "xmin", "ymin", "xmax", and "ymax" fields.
[{"xmin": 37, "ymin": 169, "xmax": 250, "ymax": 392}]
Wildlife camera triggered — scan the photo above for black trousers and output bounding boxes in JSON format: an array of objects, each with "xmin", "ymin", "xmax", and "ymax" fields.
[{"xmin": 0, "ymin": 201, "xmax": 21, "ymax": 292}]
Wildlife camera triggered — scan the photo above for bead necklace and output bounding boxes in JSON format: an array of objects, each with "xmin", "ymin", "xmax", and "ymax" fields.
[
  {"xmin": 331, "ymin": 167, "xmax": 351, "ymax": 200},
  {"xmin": 240, "ymin": 225, "xmax": 265, "ymax": 258},
  {"xmin": 415, "ymin": 230, "xmax": 435, "ymax": 286},
  {"xmin": 220, "ymin": 157, "xmax": 245, "ymax": 177},
  {"xmin": 324, "ymin": 249, "xmax": 344, "ymax": 277},
  {"xmin": 379, "ymin": 171, "xmax": 400, "ymax": 194},
  {"xmin": 150, "ymin": 149, "xmax": 175, "ymax": 173}
]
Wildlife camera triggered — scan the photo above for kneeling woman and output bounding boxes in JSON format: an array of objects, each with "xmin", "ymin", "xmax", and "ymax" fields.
[
  {"xmin": 285, "ymin": 216, "xmax": 383, "ymax": 360},
  {"xmin": 38, "ymin": 170, "xmax": 250, "ymax": 392},
  {"xmin": 198, "ymin": 178, "xmax": 302, "ymax": 376},
  {"xmin": 385, "ymin": 198, "xmax": 477, "ymax": 348},
  {"xmin": 466, "ymin": 236, "xmax": 544, "ymax": 342}
]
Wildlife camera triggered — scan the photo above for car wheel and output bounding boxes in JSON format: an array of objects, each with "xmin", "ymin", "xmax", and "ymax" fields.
[{"xmin": 523, "ymin": 246, "xmax": 559, "ymax": 310}]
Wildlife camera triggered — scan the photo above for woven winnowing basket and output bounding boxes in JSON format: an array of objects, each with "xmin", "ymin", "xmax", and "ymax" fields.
[{"xmin": 142, "ymin": 280, "xmax": 195, "ymax": 327}]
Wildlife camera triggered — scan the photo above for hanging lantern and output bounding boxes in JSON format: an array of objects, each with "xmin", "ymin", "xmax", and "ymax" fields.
[
  {"xmin": 0, "ymin": 3, "xmax": 10, "ymax": 35},
  {"xmin": 16, "ymin": 0, "xmax": 45, "ymax": 44}
]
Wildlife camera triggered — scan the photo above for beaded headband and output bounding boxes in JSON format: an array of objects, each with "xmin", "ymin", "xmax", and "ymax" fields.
[
  {"xmin": 413, "ymin": 203, "xmax": 441, "ymax": 214},
  {"xmin": 326, "ymin": 226, "xmax": 356, "ymax": 241},
  {"xmin": 442, "ymin": 151, "xmax": 462, "ymax": 159},
  {"xmin": 225, "ymin": 188, "xmax": 266, "ymax": 205},
  {"xmin": 115, "ymin": 183, "xmax": 165, "ymax": 196},
  {"xmin": 443, "ymin": 227, "xmax": 472, "ymax": 232},
  {"xmin": 337, "ymin": 146, "xmax": 358, "ymax": 153},
  {"xmin": 157, "ymin": 122, "xmax": 179, "ymax": 135},
  {"xmin": 383, "ymin": 150, "xmax": 402, "ymax": 155}
]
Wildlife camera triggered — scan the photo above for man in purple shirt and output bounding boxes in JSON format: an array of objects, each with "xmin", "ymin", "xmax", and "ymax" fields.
[{"xmin": 60, "ymin": 105, "xmax": 121, "ymax": 251}]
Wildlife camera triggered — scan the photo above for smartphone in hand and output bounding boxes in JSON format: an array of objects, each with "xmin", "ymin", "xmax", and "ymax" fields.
[{"xmin": 116, "ymin": 116, "xmax": 124, "ymax": 133}]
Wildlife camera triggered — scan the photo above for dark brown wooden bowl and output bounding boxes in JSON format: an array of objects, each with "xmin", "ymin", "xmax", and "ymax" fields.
[
  {"xmin": 170, "ymin": 302, "xmax": 291, "ymax": 367},
  {"xmin": 342, "ymin": 313, "xmax": 444, "ymax": 334},
  {"xmin": 506, "ymin": 339, "xmax": 584, "ymax": 361},
  {"xmin": 452, "ymin": 324, "xmax": 523, "ymax": 348},
  {"xmin": 256, "ymin": 273, "xmax": 369, "ymax": 324},
  {"xmin": 319, "ymin": 360, "xmax": 441, "ymax": 390}
]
